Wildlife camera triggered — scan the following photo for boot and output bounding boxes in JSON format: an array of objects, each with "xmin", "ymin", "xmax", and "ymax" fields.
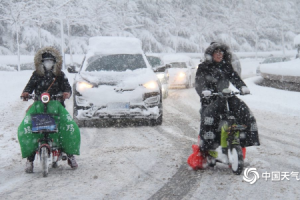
[
  {"xmin": 25, "ymin": 160, "xmax": 34, "ymax": 173},
  {"xmin": 67, "ymin": 155, "xmax": 78, "ymax": 169}
]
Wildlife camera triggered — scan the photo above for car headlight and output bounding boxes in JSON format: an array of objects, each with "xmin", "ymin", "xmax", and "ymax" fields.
[
  {"xmin": 156, "ymin": 73, "xmax": 165, "ymax": 80},
  {"xmin": 143, "ymin": 81, "xmax": 158, "ymax": 90},
  {"xmin": 76, "ymin": 81, "xmax": 93, "ymax": 92},
  {"xmin": 178, "ymin": 72, "xmax": 186, "ymax": 78}
]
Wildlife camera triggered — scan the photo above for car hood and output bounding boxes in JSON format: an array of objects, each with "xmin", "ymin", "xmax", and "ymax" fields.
[
  {"xmin": 76, "ymin": 68, "xmax": 157, "ymax": 89},
  {"xmin": 74, "ymin": 69, "xmax": 160, "ymax": 106}
]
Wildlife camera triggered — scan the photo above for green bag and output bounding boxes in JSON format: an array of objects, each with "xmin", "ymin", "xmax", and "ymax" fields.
[{"xmin": 18, "ymin": 101, "xmax": 81, "ymax": 158}]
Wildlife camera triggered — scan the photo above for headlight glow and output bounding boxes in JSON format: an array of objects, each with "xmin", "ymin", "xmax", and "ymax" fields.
[
  {"xmin": 178, "ymin": 72, "xmax": 186, "ymax": 78},
  {"xmin": 156, "ymin": 74, "xmax": 165, "ymax": 79},
  {"xmin": 143, "ymin": 81, "xmax": 158, "ymax": 89},
  {"xmin": 77, "ymin": 81, "xmax": 93, "ymax": 91}
]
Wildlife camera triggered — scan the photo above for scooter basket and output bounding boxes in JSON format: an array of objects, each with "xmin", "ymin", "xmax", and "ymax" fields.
[{"xmin": 31, "ymin": 114, "xmax": 57, "ymax": 132}]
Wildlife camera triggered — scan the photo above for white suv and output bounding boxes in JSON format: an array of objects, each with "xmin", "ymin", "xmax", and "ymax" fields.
[{"xmin": 71, "ymin": 37, "xmax": 163, "ymax": 127}]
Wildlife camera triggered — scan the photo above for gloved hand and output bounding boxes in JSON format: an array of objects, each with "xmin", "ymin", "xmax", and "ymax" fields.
[
  {"xmin": 240, "ymin": 86, "xmax": 250, "ymax": 95},
  {"xmin": 63, "ymin": 92, "xmax": 71, "ymax": 100},
  {"xmin": 21, "ymin": 92, "xmax": 29, "ymax": 101},
  {"xmin": 201, "ymin": 90, "xmax": 212, "ymax": 97}
]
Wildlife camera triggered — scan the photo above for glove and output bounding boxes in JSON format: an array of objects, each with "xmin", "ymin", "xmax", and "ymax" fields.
[
  {"xmin": 201, "ymin": 90, "xmax": 212, "ymax": 97},
  {"xmin": 21, "ymin": 92, "xmax": 29, "ymax": 101},
  {"xmin": 240, "ymin": 86, "xmax": 250, "ymax": 95},
  {"xmin": 63, "ymin": 92, "xmax": 71, "ymax": 100}
]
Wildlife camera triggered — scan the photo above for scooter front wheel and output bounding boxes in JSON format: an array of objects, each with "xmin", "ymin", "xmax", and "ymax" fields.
[
  {"xmin": 41, "ymin": 147, "xmax": 49, "ymax": 177},
  {"xmin": 228, "ymin": 145, "xmax": 244, "ymax": 175}
]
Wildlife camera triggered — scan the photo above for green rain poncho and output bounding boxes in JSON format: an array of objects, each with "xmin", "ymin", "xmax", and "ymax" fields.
[{"xmin": 18, "ymin": 101, "xmax": 80, "ymax": 158}]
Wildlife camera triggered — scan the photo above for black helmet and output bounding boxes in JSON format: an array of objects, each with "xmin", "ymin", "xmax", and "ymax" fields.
[{"xmin": 42, "ymin": 52, "xmax": 56, "ymax": 62}]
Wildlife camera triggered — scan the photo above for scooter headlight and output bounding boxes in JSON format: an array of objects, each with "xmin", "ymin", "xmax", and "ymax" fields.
[{"xmin": 41, "ymin": 92, "xmax": 50, "ymax": 103}]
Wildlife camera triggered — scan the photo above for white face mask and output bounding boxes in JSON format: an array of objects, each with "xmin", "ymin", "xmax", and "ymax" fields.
[{"xmin": 43, "ymin": 60, "xmax": 54, "ymax": 70}]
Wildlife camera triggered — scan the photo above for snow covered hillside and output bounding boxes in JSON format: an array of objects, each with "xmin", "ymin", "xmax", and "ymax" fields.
[{"xmin": 0, "ymin": 57, "xmax": 299, "ymax": 199}]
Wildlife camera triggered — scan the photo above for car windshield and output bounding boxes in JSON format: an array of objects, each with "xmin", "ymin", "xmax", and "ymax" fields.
[
  {"xmin": 85, "ymin": 54, "xmax": 147, "ymax": 72},
  {"xmin": 170, "ymin": 62, "xmax": 187, "ymax": 68},
  {"xmin": 262, "ymin": 57, "xmax": 284, "ymax": 64},
  {"xmin": 147, "ymin": 56, "xmax": 163, "ymax": 68}
]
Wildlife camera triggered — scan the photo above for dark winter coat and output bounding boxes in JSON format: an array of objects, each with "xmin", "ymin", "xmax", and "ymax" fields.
[
  {"xmin": 22, "ymin": 47, "xmax": 72, "ymax": 100},
  {"xmin": 195, "ymin": 43, "xmax": 246, "ymax": 100},
  {"xmin": 196, "ymin": 43, "xmax": 260, "ymax": 151}
]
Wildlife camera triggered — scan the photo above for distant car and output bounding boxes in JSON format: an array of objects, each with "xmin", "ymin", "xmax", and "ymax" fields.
[
  {"xmin": 231, "ymin": 53, "xmax": 242, "ymax": 77},
  {"xmin": 163, "ymin": 54, "xmax": 196, "ymax": 88},
  {"xmin": 70, "ymin": 37, "xmax": 163, "ymax": 127},
  {"xmin": 256, "ymin": 56, "xmax": 291, "ymax": 76},
  {"xmin": 146, "ymin": 55, "xmax": 169, "ymax": 99}
]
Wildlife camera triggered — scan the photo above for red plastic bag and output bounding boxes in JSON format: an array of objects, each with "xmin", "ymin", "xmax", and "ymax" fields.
[
  {"xmin": 187, "ymin": 144, "xmax": 206, "ymax": 170},
  {"xmin": 242, "ymin": 147, "xmax": 246, "ymax": 159}
]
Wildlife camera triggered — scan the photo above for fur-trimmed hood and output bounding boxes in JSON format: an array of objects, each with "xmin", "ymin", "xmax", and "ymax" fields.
[
  {"xmin": 34, "ymin": 46, "xmax": 62, "ymax": 76},
  {"xmin": 204, "ymin": 42, "xmax": 232, "ymax": 64}
]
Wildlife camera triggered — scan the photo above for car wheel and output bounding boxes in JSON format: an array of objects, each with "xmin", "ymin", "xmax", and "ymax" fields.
[
  {"xmin": 163, "ymin": 89, "xmax": 168, "ymax": 99},
  {"xmin": 186, "ymin": 77, "xmax": 192, "ymax": 88},
  {"xmin": 73, "ymin": 105, "xmax": 85, "ymax": 127},
  {"xmin": 73, "ymin": 88, "xmax": 85, "ymax": 127},
  {"xmin": 185, "ymin": 78, "xmax": 189, "ymax": 88},
  {"xmin": 150, "ymin": 103, "xmax": 163, "ymax": 126},
  {"xmin": 190, "ymin": 77, "xmax": 192, "ymax": 87},
  {"xmin": 156, "ymin": 102, "xmax": 163, "ymax": 125},
  {"xmin": 156, "ymin": 114, "xmax": 163, "ymax": 125}
]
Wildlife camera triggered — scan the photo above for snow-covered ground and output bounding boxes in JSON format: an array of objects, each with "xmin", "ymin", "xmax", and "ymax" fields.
[{"xmin": 0, "ymin": 56, "xmax": 299, "ymax": 199}]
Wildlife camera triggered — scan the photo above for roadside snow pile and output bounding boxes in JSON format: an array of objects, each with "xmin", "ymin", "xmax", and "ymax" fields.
[
  {"xmin": 260, "ymin": 58, "xmax": 300, "ymax": 76},
  {"xmin": 0, "ymin": 64, "xmax": 16, "ymax": 71}
]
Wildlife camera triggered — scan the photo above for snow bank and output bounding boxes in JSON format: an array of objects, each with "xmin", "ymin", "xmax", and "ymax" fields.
[
  {"xmin": 260, "ymin": 59, "xmax": 300, "ymax": 76},
  {"xmin": 260, "ymin": 59, "xmax": 300, "ymax": 83}
]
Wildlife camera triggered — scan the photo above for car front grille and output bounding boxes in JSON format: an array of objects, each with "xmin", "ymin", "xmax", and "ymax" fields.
[{"xmin": 143, "ymin": 92, "xmax": 160, "ymax": 100}]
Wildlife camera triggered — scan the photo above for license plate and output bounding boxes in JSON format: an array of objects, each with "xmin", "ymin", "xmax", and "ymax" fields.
[
  {"xmin": 31, "ymin": 114, "xmax": 57, "ymax": 132},
  {"xmin": 107, "ymin": 102, "xmax": 130, "ymax": 110}
]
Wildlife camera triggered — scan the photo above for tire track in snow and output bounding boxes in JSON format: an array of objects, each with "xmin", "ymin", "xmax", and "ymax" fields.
[
  {"xmin": 148, "ymin": 164, "xmax": 201, "ymax": 200},
  {"xmin": 149, "ymin": 90, "xmax": 235, "ymax": 200}
]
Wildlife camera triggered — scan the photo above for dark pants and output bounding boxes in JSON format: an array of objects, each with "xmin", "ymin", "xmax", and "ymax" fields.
[{"xmin": 199, "ymin": 96, "xmax": 260, "ymax": 152}]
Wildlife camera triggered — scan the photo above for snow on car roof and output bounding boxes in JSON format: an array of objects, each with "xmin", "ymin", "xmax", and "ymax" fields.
[
  {"xmin": 88, "ymin": 36, "xmax": 144, "ymax": 55},
  {"xmin": 82, "ymin": 37, "xmax": 152, "ymax": 71},
  {"xmin": 162, "ymin": 54, "xmax": 192, "ymax": 64}
]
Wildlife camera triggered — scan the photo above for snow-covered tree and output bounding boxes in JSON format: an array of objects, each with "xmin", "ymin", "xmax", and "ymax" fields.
[
  {"xmin": 0, "ymin": 0, "xmax": 299, "ymax": 55},
  {"xmin": 267, "ymin": 0, "xmax": 297, "ymax": 56},
  {"xmin": 0, "ymin": 0, "xmax": 32, "ymax": 71}
]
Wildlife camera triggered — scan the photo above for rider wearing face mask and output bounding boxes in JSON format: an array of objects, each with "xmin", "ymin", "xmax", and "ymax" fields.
[
  {"xmin": 21, "ymin": 47, "xmax": 71, "ymax": 107},
  {"xmin": 20, "ymin": 46, "xmax": 77, "ymax": 173}
]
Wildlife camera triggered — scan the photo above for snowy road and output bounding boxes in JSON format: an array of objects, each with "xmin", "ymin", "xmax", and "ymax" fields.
[{"xmin": 0, "ymin": 61, "xmax": 300, "ymax": 199}]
